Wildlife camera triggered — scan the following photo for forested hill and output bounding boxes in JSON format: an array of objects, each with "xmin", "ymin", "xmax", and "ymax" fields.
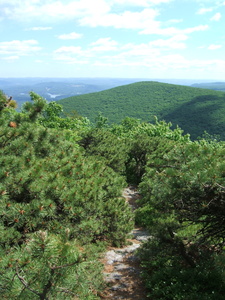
[{"xmin": 58, "ymin": 81, "xmax": 225, "ymax": 140}]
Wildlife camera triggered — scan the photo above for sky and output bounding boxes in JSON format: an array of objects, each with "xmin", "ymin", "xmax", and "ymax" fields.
[{"xmin": 0, "ymin": 0, "xmax": 225, "ymax": 79}]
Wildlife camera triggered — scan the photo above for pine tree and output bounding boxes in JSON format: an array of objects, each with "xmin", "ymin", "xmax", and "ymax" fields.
[
  {"xmin": 0, "ymin": 94, "xmax": 133, "ymax": 299},
  {"xmin": 136, "ymin": 138, "xmax": 225, "ymax": 299}
]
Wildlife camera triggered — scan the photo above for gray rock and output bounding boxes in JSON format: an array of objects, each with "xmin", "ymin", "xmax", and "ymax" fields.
[
  {"xmin": 104, "ymin": 272, "xmax": 122, "ymax": 282},
  {"xmin": 105, "ymin": 250, "xmax": 124, "ymax": 264},
  {"xmin": 110, "ymin": 283, "xmax": 128, "ymax": 291},
  {"xmin": 114, "ymin": 263, "xmax": 129, "ymax": 271}
]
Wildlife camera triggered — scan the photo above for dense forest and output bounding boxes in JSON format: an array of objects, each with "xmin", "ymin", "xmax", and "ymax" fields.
[
  {"xmin": 58, "ymin": 81, "xmax": 225, "ymax": 140},
  {"xmin": 1, "ymin": 90, "xmax": 225, "ymax": 299}
]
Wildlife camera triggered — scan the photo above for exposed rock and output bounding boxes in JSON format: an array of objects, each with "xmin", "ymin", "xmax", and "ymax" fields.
[{"xmin": 100, "ymin": 187, "xmax": 150, "ymax": 299}]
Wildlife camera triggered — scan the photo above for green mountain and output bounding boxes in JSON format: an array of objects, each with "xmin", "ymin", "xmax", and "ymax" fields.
[{"xmin": 58, "ymin": 81, "xmax": 225, "ymax": 140}]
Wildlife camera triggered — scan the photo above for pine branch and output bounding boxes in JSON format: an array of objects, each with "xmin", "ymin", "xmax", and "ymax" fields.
[
  {"xmin": 56, "ymin": 287, "xmax": 78, "ymax": 297},
  {"xmin": 167, "ymin": 227, "xmax": 196, "ymax": 268},
  {"xmin": 16, "ymin": 265, "xmax": 41, "ymax": 298},
  {"xmin": 215, "ymin": 183, "xmax": 225, "ymax": 190},
  {"xmin": 148, "ymin": 163, "xmax": 178, "ymax": 169},
  {"xmin": 39, "ymin": 268, "xmax": 54, "ymax": 300},
  {"xmin": 0, "ymin": 133, "xmax": 17, "ymax": 147},
  {"xmin": 50, "ymin": 259, "xmax": 82, "ymax": 270}
]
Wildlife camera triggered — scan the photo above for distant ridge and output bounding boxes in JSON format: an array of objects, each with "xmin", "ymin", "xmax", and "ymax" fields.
[
  {"xmin": 191, "ymin": 82, "xmax": 225, "ymax": 91},
  {"xmin": 58, "ymin": 81, "xmax": 225, "ymax": 139}
]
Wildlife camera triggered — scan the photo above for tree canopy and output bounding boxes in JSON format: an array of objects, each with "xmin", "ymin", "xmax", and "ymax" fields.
[{"xmin": 1, "ymin": 91, "xmax": 225, "ymax": 299}]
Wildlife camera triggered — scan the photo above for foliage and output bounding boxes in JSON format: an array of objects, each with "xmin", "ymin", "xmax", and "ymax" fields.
[
  {"xmin": 139, "ymin": 238, "xmax": 225, "ymax": 300},
  {"xmin": 136, "ymin": 138, "xmax": 225, "ymax": 299},
  {"xmin": 22, "ymin": 92, "xmax": 47, "ymax": 121},
  {"xmin": 139, "ymin": 140, "xmax": 225, "ymax": 244},
  {"xmin": 0, "ymin": 231, "xmax": 104, "ymax": 299},
  {"xmin": 110, "ymin": 117, "xmax": 189, "ymax": 184},
  {"xmin": 0, "ymin": 90, "xmax": 17, "ymax": 111},
  {"xmin": 58, "ymin": 81, "xmax": 225, "ymax": 140},
  {"xmin": 78, "ymin": 128, "xmax": 128, "ymax": 175},
  {"xmin": 3, "ymin": 88, "xmax": 225, "ymax": 299},
  {"xmin": 0, "ymin": 94, "xmax": 133, "ymax": 299},
  {"xmin": 78, "ymin": 117, "xmax": 189, "ymax": 184},
  {"xmin": 40, "ymin": 100, "xmax": 90, "ymax": 130}
]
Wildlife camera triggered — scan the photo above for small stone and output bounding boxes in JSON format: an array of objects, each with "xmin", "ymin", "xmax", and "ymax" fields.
[
  {"xmin": 105, "ymin": 250, "xmax": 124, "ymax": 264},
  {"xmin": 104, "ymin": 272, "xmax": 122, "ymax": 282},
  {"xmin": 110, "ymin": 283, "xmax": 128, "ymax": 291},
  {"xmin": 136, "ymin": 235, "xmax": 151, "ymax": 242},
  {"xmin": 114, "ymin": 263, "xmax": 129, "ymax": 271}
]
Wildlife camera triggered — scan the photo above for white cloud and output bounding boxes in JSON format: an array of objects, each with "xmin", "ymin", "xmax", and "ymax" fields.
[
  {"xmin": 52, "ymin": 32, "xmax": 208, "ymax": 70},
  {"xmin": 150, "ymin": 34, "xmax": 188, "ymax": 49},
  {"xmin": 1, "ymin": 0, "xmax": 173, "ymax": 16},
  {"xmin": 1, "ymin": 55, "xmax": 19, "ymax": 61},
  {"xmin": 28, "ymin": 26, "xmax": 52, "ymax": 31},
  {"xmin": 90, "ymin": 38, "xmax": 118, "ymax": 52},
  {"xmin": 183, "ymin": 25, "xmax": 209, "ymax": 34},
  {"xmin": 80, "ymin": 8, "xmax": 161, "ymax": 30},
  {"xmin": 53, "ymin": 38, "xmax": 119, "ymax": 64},
  {"xmin": 90, "ymin": 36, "xmax": 188, "ymax": 70},
  {"xmin": 0, "ymin": 1, "xmax": 208, "ymax": 38},
  {"xmin": 120, "ymin": 43, "xmax": 160, "ymax": 57},
  {"xmin": 1, "ymin": 0, "xmax": 111, "ymax": 21},
  {"xmin": 109, "ymin": 0, "xmax": 173, "ymax": 6},
  {"xmin": 53, "ymin": 53, "xmax": 89, "ymax": 65},
  {"xmin": 53, "ymin": 45, "xmax": 92, "ymax": 64},
  {"xmin": 57, "ymin": 32, "xmax": 83, "ymax": 40},
  {"xmin": 140, "ymin": 23, "xmax": 208, "ymax": 35},
  {"xmin": 167, "ymin": 19, "xmax": 183, "ymax": 24},
  {"xmin": 0, "ymin": 40, "xmax": 42, "ymax": 56},
  {"xmin": 54, "ymin": 46, "xmax": 83, "ymax": 54},
  {"xmin": 55, "ymin": 57, "xmax": 88, "ymax": 64},
  {"xmin": 196, "ymin": 7, "xmax": 213, "ymax": 14},
  {"xmin": 77, "ymin": 4, "xmax": 208, "ymax": 36},
  {"xmin": 94, "ymin": 51, "xmax": 225, "ymax": 78},
  {"xmin": 210, "ymin": 12, "xmax": 221, "ymax": 21},
  {"xmin": 208, "ymin": 44, "xmax": 222, "ymax": 50}
]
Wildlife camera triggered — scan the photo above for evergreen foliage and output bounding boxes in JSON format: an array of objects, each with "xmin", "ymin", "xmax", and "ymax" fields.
[
  {"xmin": 0, "ymin": 94, "xmax": 133, "ymax": 299},
  {"xmin": 2, "ymin": 89, "xmax": 225, "ymax": 299},
  {"xmin": 58, "ymin": 81, "xmax": 225, "ymax": 140},
  {"xmin": 136, "ymin": 138, "xmax": 225, "ymax": 299},
  {"xmin": 0, "ymin": 90, "xmax": 17, "ymax": 111}
]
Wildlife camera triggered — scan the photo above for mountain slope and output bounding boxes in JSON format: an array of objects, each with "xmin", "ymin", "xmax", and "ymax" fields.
[{"xmin": 58, "ymin": 81, "xmax": 225, "ymax": 139}]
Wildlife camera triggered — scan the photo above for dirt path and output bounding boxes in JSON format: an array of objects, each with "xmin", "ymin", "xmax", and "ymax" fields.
[{"xmin": 100, "ymin": 187, "xmax": 150, "ymax": 299}]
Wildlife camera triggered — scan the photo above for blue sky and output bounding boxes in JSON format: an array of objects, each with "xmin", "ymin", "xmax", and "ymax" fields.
[{"xmin": 0, "ymin": 0, "xmax": 225, "ymax": 79}]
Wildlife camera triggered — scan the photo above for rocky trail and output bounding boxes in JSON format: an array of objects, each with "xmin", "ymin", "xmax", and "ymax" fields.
[{"xmin": 100, "ymin": 187, "xmax": 150, "ymax": 299}]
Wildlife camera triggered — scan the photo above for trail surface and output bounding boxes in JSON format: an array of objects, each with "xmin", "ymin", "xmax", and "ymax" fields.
[{"xmin": 100, "ymin": 187, "xmax": 150, "ymax": 299}]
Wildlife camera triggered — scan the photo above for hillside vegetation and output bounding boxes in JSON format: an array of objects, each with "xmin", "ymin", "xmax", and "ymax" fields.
[
  {"xmin": 58, "ymin": 81, "xmax": 225, "ymax": 140},
  {"xmin": 2, "ymin": 91, "xmax": 225, "ymax": 299}
]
